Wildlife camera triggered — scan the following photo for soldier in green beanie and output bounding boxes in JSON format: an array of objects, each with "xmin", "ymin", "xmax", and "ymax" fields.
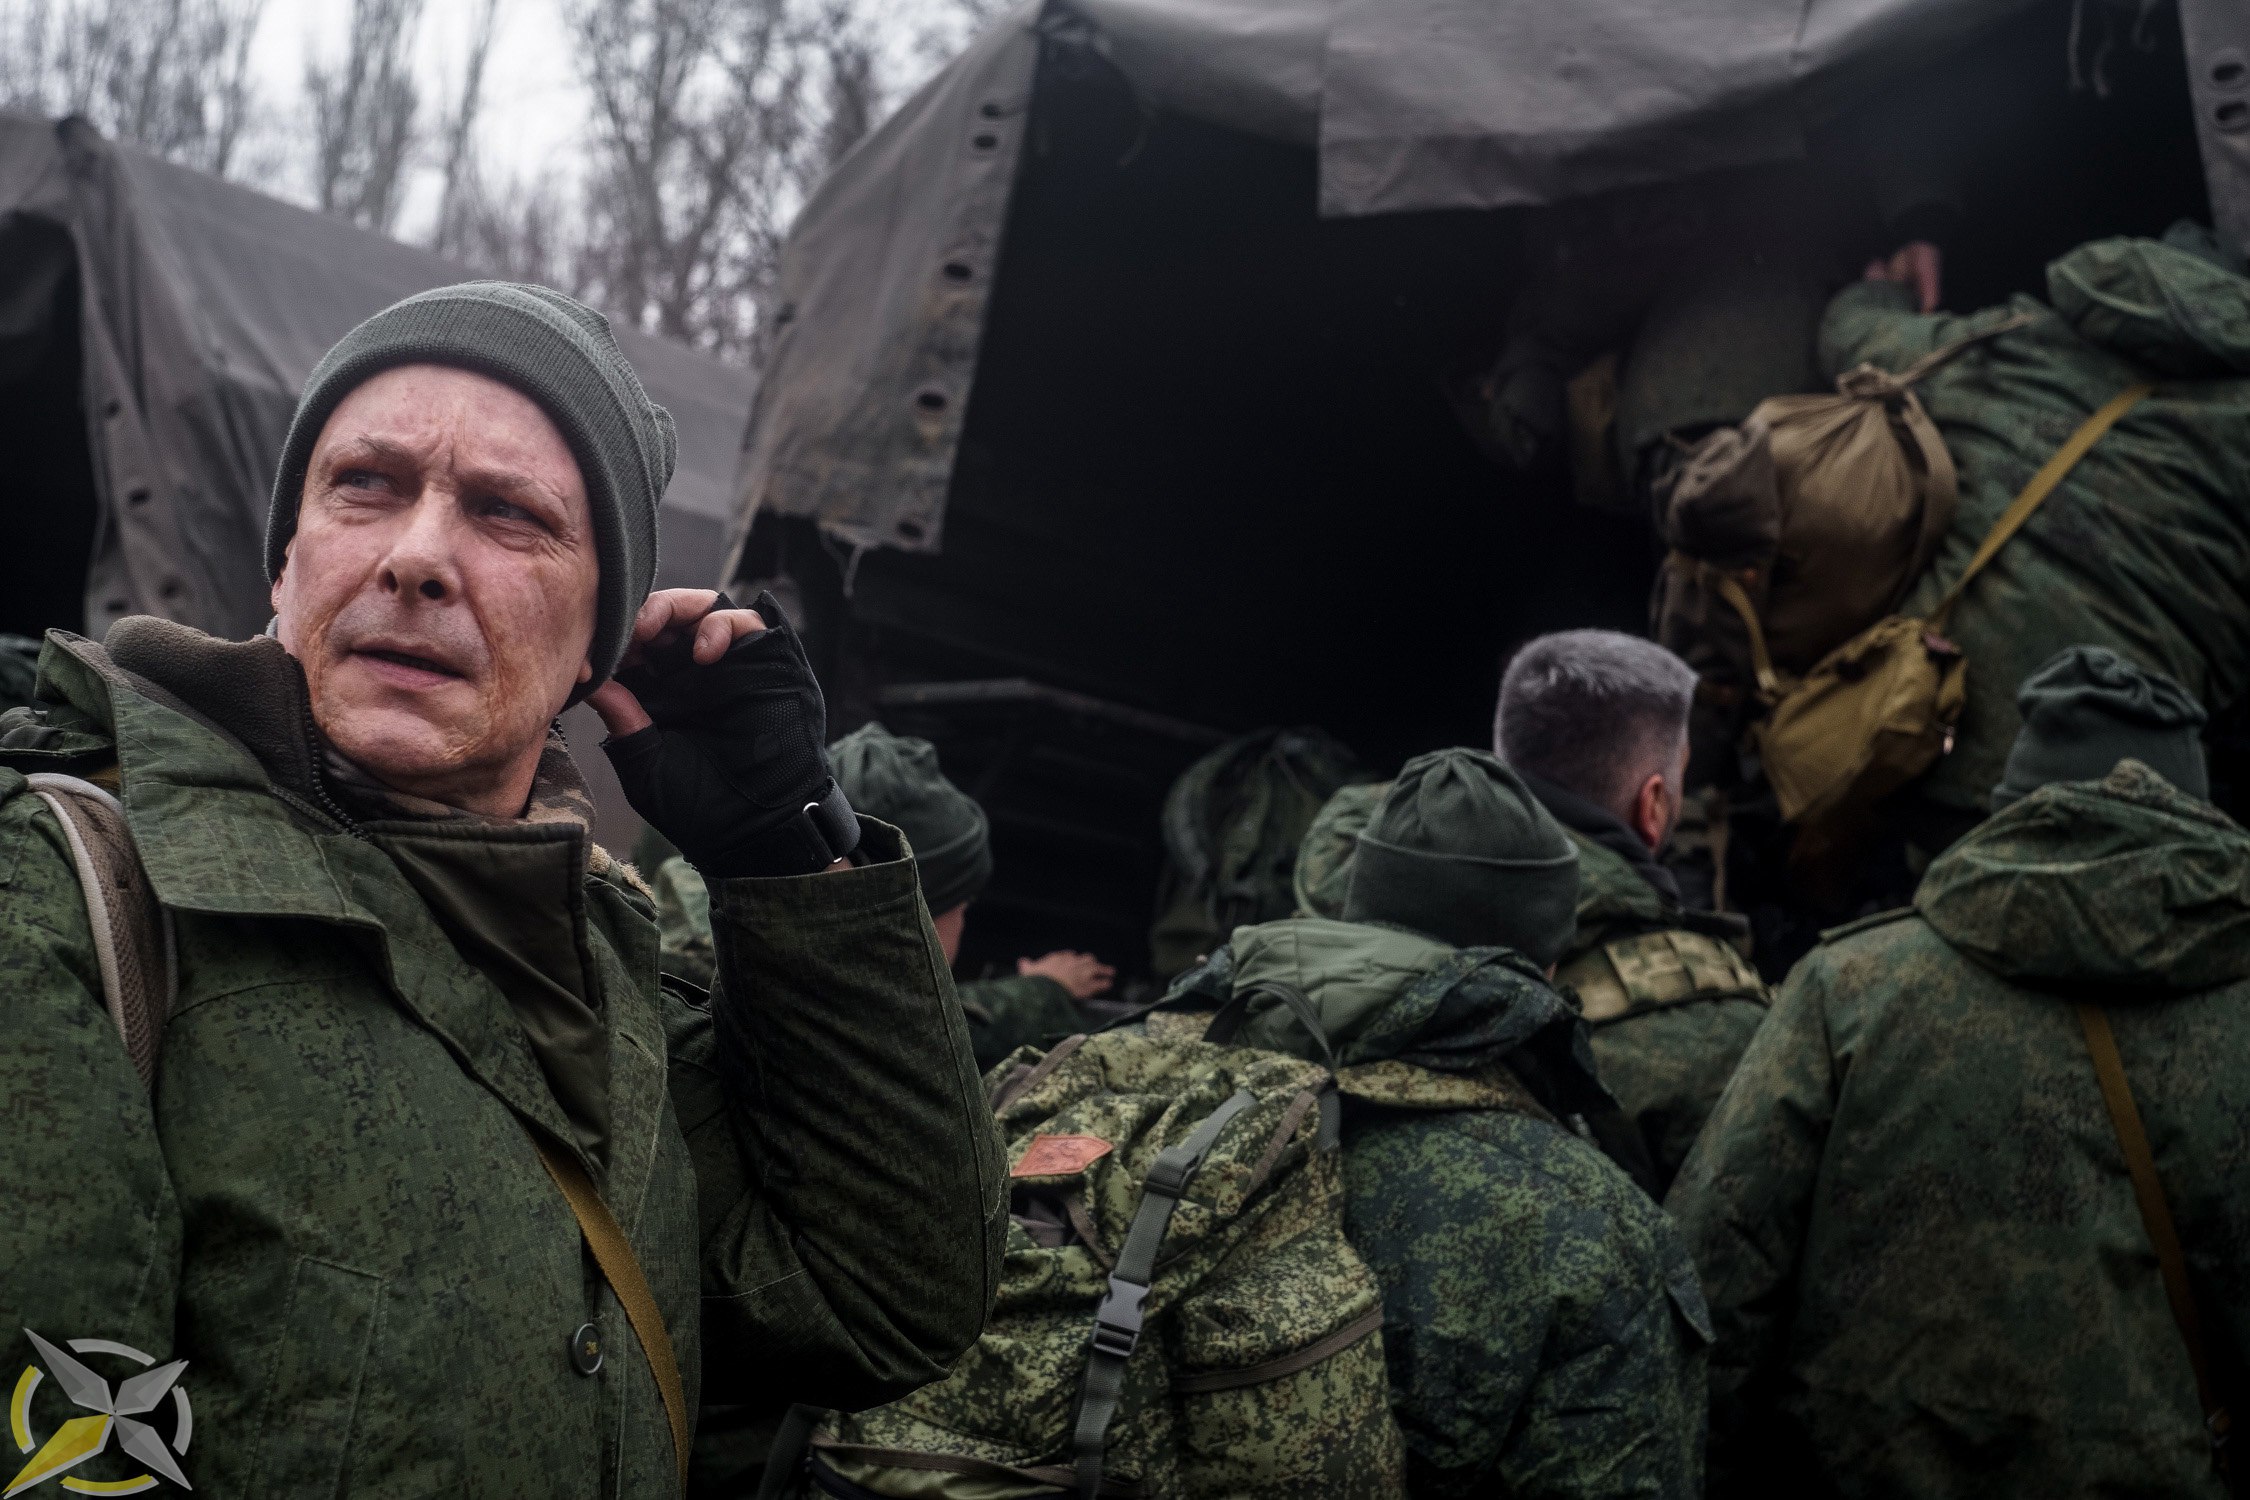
[
  {"xmin": 655, "ymin": 722, "xmax": 1115, "ymax": 1072},
  {"xmin": 1672, "ymin": 647, "xmax": 2250, "ymax": 1496},
  {"xmin": 1168, "ymin": 746, "xmax": 1710, "ymax": 1499},
  {"xmin": 0, "ymin": 284, "xmax": 1004, "ymax": 1499}
]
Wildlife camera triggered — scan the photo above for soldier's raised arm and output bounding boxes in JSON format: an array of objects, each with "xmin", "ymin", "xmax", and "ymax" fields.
[{"xmin": 590, "ymin": 589, "xmax": 1006, "ymax": 1412}]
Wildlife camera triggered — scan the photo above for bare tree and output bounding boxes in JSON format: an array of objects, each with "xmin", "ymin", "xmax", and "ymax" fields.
[
  {"xmin": 430, "ymin": 0, "xmax": 502, "ymax": 262},
  {"xmin": 305, "ymin": 0, "xmax": 424, "ymax": 233},
  {"xmin": 0, "ymin": 0, "xmax": 266, "ymax": 177}
]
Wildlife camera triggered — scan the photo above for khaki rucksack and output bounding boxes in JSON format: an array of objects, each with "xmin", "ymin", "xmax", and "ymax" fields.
[
  {"xmin": 771, "ymin": 989, "xmax": 1405, "ymax": 1500},
  {"xmin": 1729, "ymin": 381, "xmax": 2152, "ymax": 827},
  {"xmin": 1651, "ymin": 313, "xmax": 2038, "ymax": 699}
]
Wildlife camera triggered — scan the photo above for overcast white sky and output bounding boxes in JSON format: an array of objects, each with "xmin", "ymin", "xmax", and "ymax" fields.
[
  {"xmin": 245, "ymin": 0, "xmax": 955, "ymax": 240},
  {"xmin": 247, "ymin": 0, "xmax": 584, "ymax": 233}
]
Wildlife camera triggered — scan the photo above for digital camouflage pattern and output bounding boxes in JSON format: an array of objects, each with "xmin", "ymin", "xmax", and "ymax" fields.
[
  {"xmin": 0, "ymin": 624, "xmax": 1005, "ymax": 1500},
  {"xmin": 1669, "ymin": 759, "xmax": 2250, "ymax": 1498},
  {"xmin": 954, "ymin": 972, "xmax": 1085, "ymax": 1072},
  {"xmin": 651, "ymin": 851, "xmax": 1080, "ymax": 1072},
  {"xmin": 817, "ymin": 1020, "xmax": 1405, "ymax": 1499},
  {"xmin": 1171, "ymin": 917, "xmax": 1711, "ymax": 1500},
  {"xmin": 1820, "ymin": 235, "xmax": 2250, "ymax": 830},
  {"xmin": 1554, "ymin": 830, "xmax": 1767, "ymax": 1191}
]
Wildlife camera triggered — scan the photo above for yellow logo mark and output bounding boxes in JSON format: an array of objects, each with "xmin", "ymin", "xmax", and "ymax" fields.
[{"xmin": 6, "ymin": 1333, "xmax": 191, "ymax": 1496}]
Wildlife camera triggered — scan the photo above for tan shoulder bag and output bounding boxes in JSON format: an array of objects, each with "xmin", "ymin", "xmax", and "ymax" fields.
[{"xmin": 1720, "ymin": 381, "xmax": 2151, "ymax": 827}]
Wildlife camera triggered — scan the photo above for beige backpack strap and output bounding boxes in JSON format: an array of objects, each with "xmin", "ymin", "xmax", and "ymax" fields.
[
  {"xmin": 2076, "ymin": 1003, "xmax": 2234, "ymax": 1471},
  {"xmin": 1704, "ymin": 564, "xmax": 1782, "ymax": 698},
  {"xmin": 533, "ymin": 1133, "xmax": 692, "ymax": 1496},
  {"xmin": 1889, "ymin": 310, "xmax": 2041, "ymax": 387},
  {"xmin": 1930, "ymin": 383, "xmax": 2153, "ymax": 631},
  {"xmin": 26, "ymin": 773, "xmax": 175, "ymax": 1090}
]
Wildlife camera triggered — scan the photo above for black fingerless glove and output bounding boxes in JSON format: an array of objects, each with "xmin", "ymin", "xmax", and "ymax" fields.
[{"xmin": 602, "ymin": 591, "xmax": 860, "ymax": 878}]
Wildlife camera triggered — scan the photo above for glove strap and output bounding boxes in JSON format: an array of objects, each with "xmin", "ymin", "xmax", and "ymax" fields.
[{"xmin": 717, "ymin": 778, "xmax": 861, "ymax": 877}]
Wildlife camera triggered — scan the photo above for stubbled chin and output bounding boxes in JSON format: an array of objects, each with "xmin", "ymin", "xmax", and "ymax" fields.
[{"xmin": 310, "ymin": 671, "xmax": 493, "ymax": 785}]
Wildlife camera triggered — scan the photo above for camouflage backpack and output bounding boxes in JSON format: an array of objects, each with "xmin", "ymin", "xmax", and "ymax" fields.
[
  {"xmin": 770, "ymin": 990, "xmax": 1406, "ymax": 1500},
  {"xmin": 1151, "ymin": 728, "xmax": 1369, "ymax": 978}
]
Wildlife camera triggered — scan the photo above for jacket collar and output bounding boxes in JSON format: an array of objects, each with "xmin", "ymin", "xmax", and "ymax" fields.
[
  {"xmin": 1519, "ymin": 769, "xmax": 1682, "ymax": 907},
  {"xmin": 30, "ymin": 624, "xmax": 660, "ymax": 1202}
]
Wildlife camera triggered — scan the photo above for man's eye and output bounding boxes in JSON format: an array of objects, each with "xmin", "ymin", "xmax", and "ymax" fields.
[
  {"xmin": 337, "ymin": 468, "xmax": 389, "ymax": 490},
  {"xmin": 479, "ymin": 496, "xmax": 546, "ymax": 528}
]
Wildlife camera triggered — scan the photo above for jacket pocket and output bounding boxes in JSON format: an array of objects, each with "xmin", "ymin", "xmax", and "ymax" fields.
[{"xmin": 248, "ymin": 1256, "xmax": 383, "ymax": 1500}]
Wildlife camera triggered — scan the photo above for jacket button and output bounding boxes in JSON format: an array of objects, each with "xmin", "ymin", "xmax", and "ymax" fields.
[{"xmin": 570, "ymin": 1323, "xmax": 603, "ymax": 1375}]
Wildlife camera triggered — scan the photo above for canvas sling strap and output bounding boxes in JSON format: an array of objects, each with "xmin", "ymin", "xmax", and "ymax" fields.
[
  {"xmin": 2076, "ymin": 1002, "xmax": 2235, "ymax": 1479},
  {"xmin": 29, "ymin": 770, "xmax": 693, "ymax": 1496},
  {"xmin": 1074, "ymin": 1087, "xmax": 1258, "ymax": 1500},
  {"xmin": 533, "ymin": 1134, "xmax": 693, "ymax": 1497},
  {"xmin": 26, "ymin": 772, "xmax": 175, "ymax": 1088},
  {"xmin": 1709, "ymin": 379, "xmax": 2154, "ymax": 701}
]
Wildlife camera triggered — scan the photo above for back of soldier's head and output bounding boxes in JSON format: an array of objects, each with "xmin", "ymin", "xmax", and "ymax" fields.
[
  {"xmin": 830, "ymin": 722, "xmax": 992, "ymax": 912},
  {"xmin": 1495, "ymin": 630, "xmax": 1696, "ymax": 818},
  {"xmin": 1342, "ymin": 748, "xmax": 1579, "ymax": 965},
  {"xmin": 1991, "ymin": 646, "xmax": 2209, "ymax": 810}
]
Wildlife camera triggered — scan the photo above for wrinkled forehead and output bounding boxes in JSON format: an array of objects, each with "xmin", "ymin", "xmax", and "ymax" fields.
[{"xmin": 305, "ymin": 362, "xmax": 588, "ymax": 514}]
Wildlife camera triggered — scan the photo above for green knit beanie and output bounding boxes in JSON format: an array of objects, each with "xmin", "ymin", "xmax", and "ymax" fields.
[
  {"xmin": 830, "ymin": 722, "xmax": 991, "ymax": 912},
  {"xmin": 1992, "ymin": 645, "xmax": 2208, "ymax": 810},
  {"xmin": 1343, "ymin": 748, "xmax": 1580, "ymax": 965},
  {"xmin": 1294, "ymin": 780, "xmax": 1390, "ymax": 920},
  {"xmin": 266, "ymin": 282, "xmax": 677, "ymax": 700}
]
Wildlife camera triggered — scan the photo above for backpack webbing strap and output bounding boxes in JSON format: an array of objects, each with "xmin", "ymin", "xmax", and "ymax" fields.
[
  {"xmin": 2076, "ymin": 1002, "xmax": 2234, "ymax": 1474},
  {"xmin": 758, "ymin": 1404, "xmax": 826, "ymax": 1500},
  {"xmin": 1074, "ymin": 1088, "xmax": 1258, "ymax": 1499},
  {"xmin": 533, "ymin": 1134, "xmax": 693, "ymax": 1497},
  {"xmin": 1930, "ymin": 383, "xmax": 2152, "ymax": 630},
  {"xmin": 27, "ymin": 773, "xmax": 175, "ymax": 1090},
  {"xmin": 1204, "ymin": 983, "xmax": 1341, "ymax": 1147},
  {"xmin": 1697, "ymin": 563, "xmax": 1781, "ymax": 700}
]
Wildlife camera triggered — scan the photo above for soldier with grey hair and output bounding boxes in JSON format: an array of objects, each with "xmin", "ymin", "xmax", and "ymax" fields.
[{"xmin": 1497, "ymin": 629, "xmax": 1768, "ymax": 1190}]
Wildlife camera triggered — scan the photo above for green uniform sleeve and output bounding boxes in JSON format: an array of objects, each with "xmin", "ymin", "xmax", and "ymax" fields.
[
  {"xmin": 0, "ymin": 775, "xmax": 181, "ymax": 1375},
  {"xmin": 680, "ymin": 819, "xmax": 1006, "ymax": 1412},
  {"xmin": 1664, "ymin": 955, "xmax": 1841, "ymax": 1487},
  {"xmin": 957, "ymin": 973, "xmax": 1083, "ymax": 1073},
  {"xmin": 1346, "ymin": 1112, "xmax": 1707, "ymax": 1500},
  {"xmin": 1499, "ymin": 1255, "xmax": 1710, "ymax": 1500},
  {"xmin": 1816, "ymin": 279, "xmax": 1930, "ymax": 378}
]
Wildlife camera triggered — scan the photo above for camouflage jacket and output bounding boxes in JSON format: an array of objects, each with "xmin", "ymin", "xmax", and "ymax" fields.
[
  {"xmin": 0, "ymin": 623, "xmax": 1005, "ymax": 1499},
  {"xmin": 1549, "ymin": 822, "xmax": 1767, "ymax": 1193},
  {"xmin": 1172, "ymin": 917, "xmax": 1711, "ymax": 1500},
  {"xmin": 652, "ymin": 853, "xmax": 1081, "ymax": 1073},
  {"xmin": 1822, "ymin": 234, "xmax": 2250, "ymax": 834},
  {"xmin": 1668, "ymin": 760, "xmax": 2250, "ymax": 1498}
]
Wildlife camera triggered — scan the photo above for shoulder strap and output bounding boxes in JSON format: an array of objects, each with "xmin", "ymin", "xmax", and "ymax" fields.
[
  {"xmin": 1076, "ymin": 1088, "xmax": 1258, "ymax": 1500},
  {"xmin": 1702, "ymin": 563, "xmax": 1781, "ymax": 698},
  {"xmin": 1888, "ymin": 310, "xmax": 2041, "ymax": 387},
  {"xmin": 26, "ymin": 773, "xmax": 174, "ymax": 1090},
  {"xmin": 533, "ymin": 1134, "xmax": 693, "ymax": 1497},
  {"xmin": 1930, "ymin": 383, "xmax": 2153, "ymax": 630},
  {"xmin": 2075, "ymin": 1002, "xmax": 2234, "ymax": 1474}
]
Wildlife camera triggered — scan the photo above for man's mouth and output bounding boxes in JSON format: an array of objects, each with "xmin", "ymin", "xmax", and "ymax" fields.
[{"xmin": 354, "ymin": 647, "xmax": 467, "ymax": 682}]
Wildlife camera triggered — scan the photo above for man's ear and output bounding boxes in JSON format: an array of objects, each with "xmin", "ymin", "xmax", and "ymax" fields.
[
  {"xmin": 269, "ymin": 539, "xmax": 291, "ymax": 615},
  {"xmin": 1630, "ymin": 771, "xmax": 1672, "ymax": 852}
]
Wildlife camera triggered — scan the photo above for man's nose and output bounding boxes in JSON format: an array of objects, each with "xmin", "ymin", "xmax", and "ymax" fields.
[{"xmin": 379, "ymin": 490, "xmax": 466, "ymax": 603}]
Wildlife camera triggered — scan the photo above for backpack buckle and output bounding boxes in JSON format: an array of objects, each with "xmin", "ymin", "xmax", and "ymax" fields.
[{"xmin": 1090, "ymin": 1276, "xmax": 1149, "ymax": 1360}]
